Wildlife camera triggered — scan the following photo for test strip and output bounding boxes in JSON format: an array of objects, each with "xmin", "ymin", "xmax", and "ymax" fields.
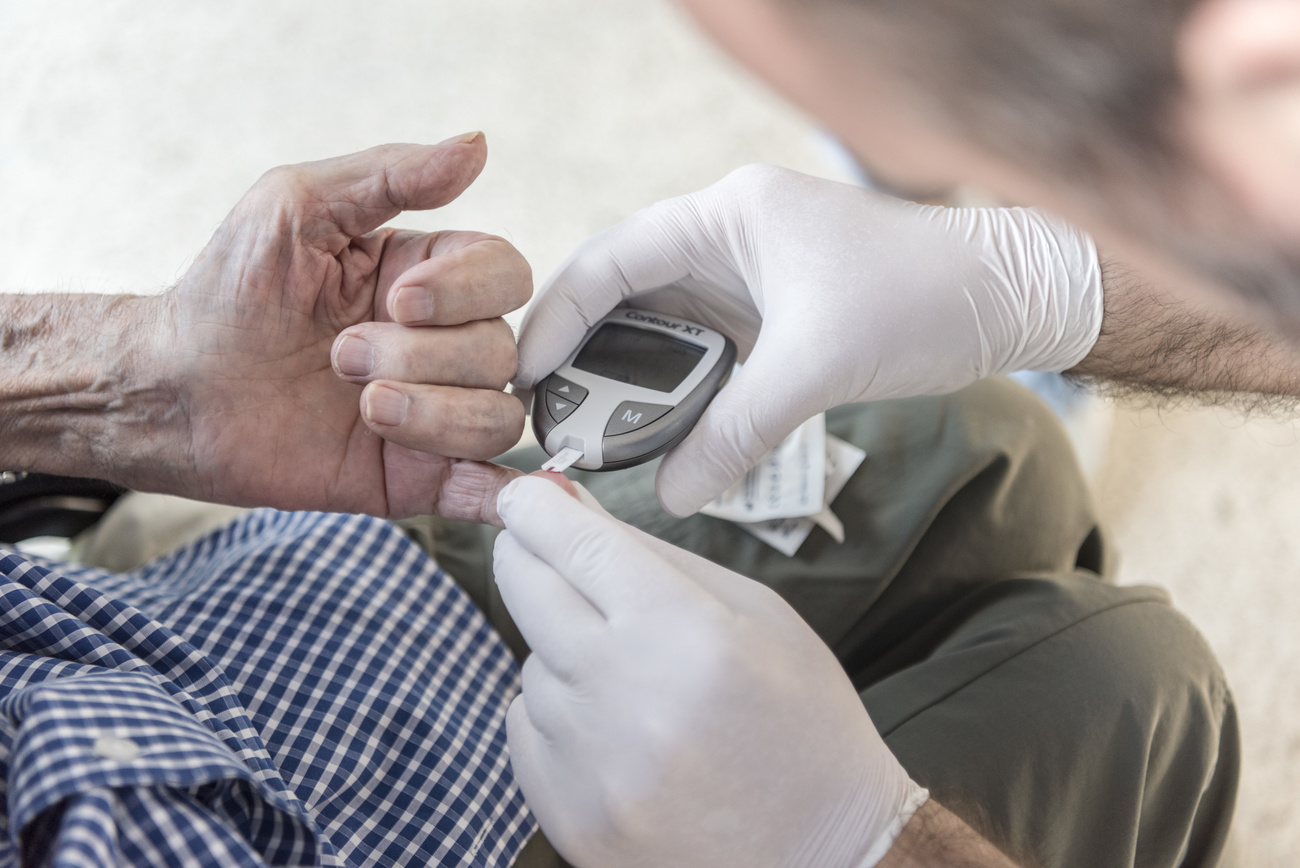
[{"xmin": 541, "ymin": 447, "xmax": 585, "ymax": 474}]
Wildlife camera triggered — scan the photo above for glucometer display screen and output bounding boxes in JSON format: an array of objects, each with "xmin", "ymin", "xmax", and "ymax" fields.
[{"xmin": 572, "ymin": 323, "xmax": 707, "ymax": 393}]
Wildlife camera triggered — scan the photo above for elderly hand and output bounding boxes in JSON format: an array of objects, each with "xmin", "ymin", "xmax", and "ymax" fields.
[
  {"xmin": 515, "ymin": 165, "xmax": 1102, "ymax": 517},
  {"xmin": 493, "ymin": 475, "xmax": 929, "ymax": 868},
  {"xmin": 156, "ymin": 136, "xmax": 531, "ymax": 522}
]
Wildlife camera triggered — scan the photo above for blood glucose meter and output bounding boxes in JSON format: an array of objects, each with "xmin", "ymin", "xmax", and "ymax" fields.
[{"xmin": 532, "ymin": 308, "xmax": 737, "ymax": 471}]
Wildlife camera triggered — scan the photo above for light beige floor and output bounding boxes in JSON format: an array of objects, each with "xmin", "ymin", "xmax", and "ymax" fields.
[{"xmin": 2, "ymin": 2, "xmax": 1297, "ymax": 864}]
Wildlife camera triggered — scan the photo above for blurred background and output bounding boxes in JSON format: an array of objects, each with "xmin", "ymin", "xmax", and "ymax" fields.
[{"xmin": 2, "ymin": 1, "xmax": 1297, "ymax": 863}]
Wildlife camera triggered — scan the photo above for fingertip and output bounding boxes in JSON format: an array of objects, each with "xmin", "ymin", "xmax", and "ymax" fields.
[
  {"xmin": 436, "ymin": 130, "xmax": 485, "ymax": 147},
  {"xmin": 655, "ymin": 450, "xmax": 722, "ymax": 518},
  {"xmin": 361, "ymin": 382, "xmax": 410, "ymax": 428},
  {"xmin": 512, "ymin": 363, "xmax": 539, "ymax": 391},
  {"xmin": 384, "ymin": 235, "xmax": 531, "ymax": 326},
  {"xmin": 508, "ymin": 383, "xmax": 536, "ymax": 413},
  {"xmin": 496, "ymin": 472, "xmax": 580, "ymax": 528},
  {"xmin": 495, "ymin": 475, "xmax": 529, "ymax": 526},
  {"xmin": 501, "ymin": 391, "xmax": 528, "ymax": 443},
  {"xmin": 330, "ymin": 330, "xmax": 349, "ymax": 375},
  {"xmin": 369, "ymin": 140, "xmax": 488, "ymax": 216},
  {"xmin": 389, "ymin": 285, "xmax": 436, "ymax": 324},
  {"xmin": 658, "ymin": 490, "xmax": 704, "ymax": 520},
  {"xmin": 430, "ymin": 131, "xmax": 487, "ymax": 169},
  {"xmin": 332, "ymin": 331, "xmax": 374, "ymax": 380},
  {"xmin": 528, "ymin": 469, "xmax": 579, "ymax": 498}
]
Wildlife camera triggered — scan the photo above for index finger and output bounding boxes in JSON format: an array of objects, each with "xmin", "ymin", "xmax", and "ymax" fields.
[
  {"xmin": 495, "ymin": 475, "xmax": 717, "ymax": 619},
  {"xmin": 384, "ymin": 234, "xmax": 533, "ymax": 326}
]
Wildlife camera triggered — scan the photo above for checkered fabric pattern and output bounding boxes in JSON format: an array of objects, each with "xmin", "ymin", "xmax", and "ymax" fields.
[{"xmin": 0, "ymin": 509, "xmax": 534, "ymax": 867}]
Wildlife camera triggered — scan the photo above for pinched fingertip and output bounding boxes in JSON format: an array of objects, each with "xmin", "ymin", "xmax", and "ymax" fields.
[
  {"xmin": 528, "ymin": 469, "xmax": 579, "ymax": 498},
  {"xmin": 496, "ymin": 473, "xmax": 581, "ymax": 527}
]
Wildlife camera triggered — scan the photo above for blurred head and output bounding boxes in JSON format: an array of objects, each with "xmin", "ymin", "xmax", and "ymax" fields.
[{"xmin": 679, "ymin": 0, "xmax": 1300, "ymax": 325}]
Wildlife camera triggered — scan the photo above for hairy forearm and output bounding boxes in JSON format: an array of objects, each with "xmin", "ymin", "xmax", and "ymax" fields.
[
  {"xmin": 876, "ymin": 799, "xmax": 1023, "ymax": 868},
  {"xmin": 0, "ymin": 293, "xmax": 182, "ymax": 485},
  {"xmin": 1069, "ymin": 259, "xmax": 1300, "ymax": 403}
]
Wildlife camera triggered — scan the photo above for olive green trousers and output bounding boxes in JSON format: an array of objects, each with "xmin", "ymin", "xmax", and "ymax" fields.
[{"xmin": 403, "ymin": 379, "xmax": 1238, "ymax": 868}]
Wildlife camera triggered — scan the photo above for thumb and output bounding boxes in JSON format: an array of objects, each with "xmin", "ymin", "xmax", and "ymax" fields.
[
  {"xmin": 252, "ymin": 135, "xmax": 488, "ymax": 245},
  {"xmin": 497, "ymin": 475, "xmax": 714, "ymax": 617},
  {"xmin": 514, "ymin": 193, "xmax": 716, "ymax": 389},
  {"xmin": 655, "ymin": 336, "xmax": 827, "ymax": 517}
]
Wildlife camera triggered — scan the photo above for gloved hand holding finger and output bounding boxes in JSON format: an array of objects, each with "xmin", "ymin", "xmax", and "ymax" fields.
[
  {"xmin": 516, "ymin": 164, "xmax": 1102, "ymax": 517},
  {"xmin": 493, "ymin": 476, "xmax": 929, "ymax": 868}
]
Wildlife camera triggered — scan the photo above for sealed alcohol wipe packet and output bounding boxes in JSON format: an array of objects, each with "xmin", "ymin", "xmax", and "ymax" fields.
[{"xmin": 700, "ymin": 414, "xmax": 865, "ymax": 557}]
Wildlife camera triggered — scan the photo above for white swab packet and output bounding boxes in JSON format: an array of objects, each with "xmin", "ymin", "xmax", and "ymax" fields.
[
  {"xmin": 702, "ymin": 414, "xmax": 828, "ymax": 522},
  {"xmin": 701, "ymin": 414, "xmax": 866, "ymax": 557}
]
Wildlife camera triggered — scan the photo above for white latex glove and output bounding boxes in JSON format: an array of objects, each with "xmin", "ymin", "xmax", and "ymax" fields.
[
  {"xmin": 494, "ymin": 475, "xmax": 929, "ymax": 868},
  {"xmin": 515, "ymin": 165, "xmax": 1103, "ymax": 517}
]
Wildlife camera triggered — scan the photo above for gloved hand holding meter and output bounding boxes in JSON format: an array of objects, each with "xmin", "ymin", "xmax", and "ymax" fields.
[
  {"xmin": 519, "ymin": 165, "xmax": 1100, "ymax": 515},
  {"xmin": 500, "ymin": 165, "xmax": 1104, "ymax": 868}
]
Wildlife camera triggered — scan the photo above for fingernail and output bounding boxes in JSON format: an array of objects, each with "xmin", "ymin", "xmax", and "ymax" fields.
[
  {"xmin": 334, "ymin": 335, "xmax": 374, "ymax": 377},
  {"xmin": 365, "ymin": 384, "xmax": 409, "ymax": 427},
  {"xmin": 439, "ymin": 130, "xmax": 483, "ymax": 146},
  {"xmin": 392, "ymin": 286, "xmax": 435, "ymax": 323}
]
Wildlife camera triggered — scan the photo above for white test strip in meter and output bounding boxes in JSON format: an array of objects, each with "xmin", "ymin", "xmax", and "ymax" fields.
[
  {"xmin": 532, "ymin": 309, "xmax": 737, "ymax": 472},
  {"xmin": 541, "ymin": 447, "xmax": 585, "ymax": 474}
]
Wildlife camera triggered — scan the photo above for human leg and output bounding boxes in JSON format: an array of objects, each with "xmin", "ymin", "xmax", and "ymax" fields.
[{"xmin": 865, "ymin": 573, "xmax": 1238, "ymax": 868}]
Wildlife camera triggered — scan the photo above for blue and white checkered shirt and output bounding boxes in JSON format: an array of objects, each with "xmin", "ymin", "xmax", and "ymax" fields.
[{"xmin": 0, "ymin": 509, "xmax": 535, "ymax": 866}]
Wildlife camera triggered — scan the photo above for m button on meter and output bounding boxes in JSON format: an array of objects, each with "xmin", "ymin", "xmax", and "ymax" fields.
[{"xmin": 605, "ymin": 401, "xmax": 672, "ymax": 436}]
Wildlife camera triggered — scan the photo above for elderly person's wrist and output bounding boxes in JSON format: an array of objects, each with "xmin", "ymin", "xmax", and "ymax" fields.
[{"xmin": 0, "ymin": 292, "xmax": 186, "ymax": 490}]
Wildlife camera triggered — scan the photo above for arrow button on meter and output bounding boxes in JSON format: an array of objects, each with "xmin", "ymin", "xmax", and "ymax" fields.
[
  {"xmin": 545, "ymin": 375, "xmax": 588, "ymax": 404},
  {"xmin": 546, "ymin": 393, "xmax": 580, "ymax": 424}
]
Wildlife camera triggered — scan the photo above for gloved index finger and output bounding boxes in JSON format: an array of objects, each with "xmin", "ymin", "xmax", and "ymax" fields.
[
  {"xmin": 495, "ymin": 475, "xmax": 717, "ymax": 619},
  {"xmin": 514, "ymin": 195, "xmax": 704, "ymax": 389}
]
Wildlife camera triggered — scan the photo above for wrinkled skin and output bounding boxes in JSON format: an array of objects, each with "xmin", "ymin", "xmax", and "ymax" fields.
[{"xmin": 156, "ymin": 136, "xmax": 531, "ymax": 524}]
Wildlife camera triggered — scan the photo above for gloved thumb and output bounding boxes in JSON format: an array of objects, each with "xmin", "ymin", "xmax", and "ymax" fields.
[
  {"xmin": 515, "ymin": 195, "xmax": 710, "ymax": 390},
  {"xmin": 655, "ymin": 338, "xmax": 826, "ymax": 517}
]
